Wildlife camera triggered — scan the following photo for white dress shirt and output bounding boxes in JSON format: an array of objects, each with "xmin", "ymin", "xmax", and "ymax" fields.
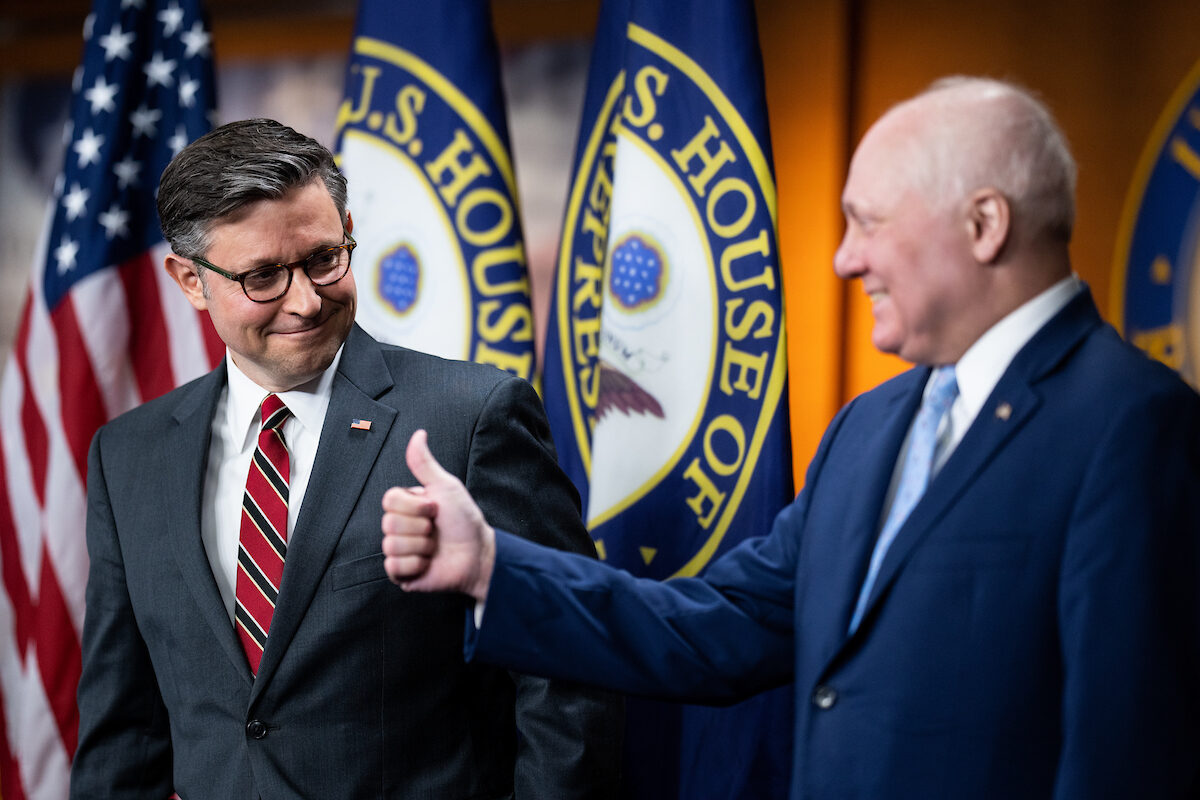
[
  {"xmin": 878, "ymin": 275, "xmax": 1084, "ymax": 521},
  {"xmin": 201, "ymin": 349, "xmax": 343, "ymax": 624}
]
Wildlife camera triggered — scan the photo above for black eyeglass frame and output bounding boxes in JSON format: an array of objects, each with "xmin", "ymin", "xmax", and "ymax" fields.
[{"xmin": 190, "ymin": 231, "xmax": 357, "ymax": 303}]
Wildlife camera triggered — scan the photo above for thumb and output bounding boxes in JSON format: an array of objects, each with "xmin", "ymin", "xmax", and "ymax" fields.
[{"xmin": 406, "ymin": 429, "xmax": 456, "ymax": 488}]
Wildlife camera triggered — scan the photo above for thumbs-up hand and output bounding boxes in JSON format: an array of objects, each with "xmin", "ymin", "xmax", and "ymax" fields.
[{"xmin": 381, "ymin": 429, "xmax": 496, "ymax": 602}]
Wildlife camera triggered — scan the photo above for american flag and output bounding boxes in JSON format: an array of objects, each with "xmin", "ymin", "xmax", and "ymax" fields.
[{"xmin": 0, "ymin": 1, "xmax": 222, "ymax": 796}]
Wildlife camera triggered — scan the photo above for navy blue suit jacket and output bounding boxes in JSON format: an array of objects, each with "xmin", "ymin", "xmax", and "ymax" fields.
[{"xmin": 470, "ymin": 290, "xmax": 1200, "ymax": 798}]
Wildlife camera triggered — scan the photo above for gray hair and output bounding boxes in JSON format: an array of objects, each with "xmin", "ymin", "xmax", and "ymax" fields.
[
  {"xmin": 903, "ymin": 76, "xmax": 1077, "ymax": 243},
  {"xmin": 157, "ymin": 118, "xmax": 348, "ymax": 259}
]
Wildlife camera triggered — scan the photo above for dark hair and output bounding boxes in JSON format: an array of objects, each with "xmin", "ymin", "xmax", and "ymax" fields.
[{"xmin": 156, "ymin": 118, "xmax": 348, "ymax": 258}]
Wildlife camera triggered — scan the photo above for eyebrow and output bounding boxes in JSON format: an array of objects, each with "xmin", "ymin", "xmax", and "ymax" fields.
[
  {"xmin": 244, "ymin": 237, "xmax": 345, "ymax": 271},
  {"xmin": 845, "ymin": 196, "xmax": 890, "ymax": 224},
  {"xmin": 842, "ymin": 201, "xmax": 868, "ymax": 222}
]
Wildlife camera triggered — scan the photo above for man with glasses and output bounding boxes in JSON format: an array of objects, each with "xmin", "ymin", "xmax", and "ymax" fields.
[{"xmin": 71, "ymin": 119, "xmax": 620, "ymax": 799}]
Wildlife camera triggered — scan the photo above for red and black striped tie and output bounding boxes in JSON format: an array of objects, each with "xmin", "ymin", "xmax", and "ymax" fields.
[{"xmin": 235, "ymin": 393, "xmax": 291, "ymax": 675}]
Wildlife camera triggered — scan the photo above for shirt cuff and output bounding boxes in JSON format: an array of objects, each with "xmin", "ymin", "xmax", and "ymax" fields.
[{"xmin": 472, "ymin": 599, "xmax": 486, "ymax": 629}]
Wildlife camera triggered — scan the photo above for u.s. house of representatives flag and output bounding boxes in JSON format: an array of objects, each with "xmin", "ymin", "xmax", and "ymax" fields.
[
  {"xmin": 333, "ymin": 0, "xmax": 535, "ymax": 380},
  {"xmin": 0, "ymin": 0, "xmax": 220, "ymax": 796},
  {"xmin": 542, "ymin": 0, "xmax": 795, "ymax": 796}
]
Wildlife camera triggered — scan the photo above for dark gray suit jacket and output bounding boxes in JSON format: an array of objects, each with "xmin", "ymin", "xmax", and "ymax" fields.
[{"xmin": 72, "ymin": 324, "xmax": 621, "ymax": 799}]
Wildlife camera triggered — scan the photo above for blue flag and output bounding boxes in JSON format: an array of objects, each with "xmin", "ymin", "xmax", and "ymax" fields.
[
  {"xmin": 334, "ymin": 0, "xmax": 535, "ymax": 379},
  {"xmin": 542, "ymin": 0, "xmax": 794, "ymax": 795}
]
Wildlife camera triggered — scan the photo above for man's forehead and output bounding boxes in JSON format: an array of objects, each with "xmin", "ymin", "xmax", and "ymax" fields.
[
  {"xmin": 206, "ymin": 189, "xmax": 342, "ymax": 261},
  {"xmin": 842, "ymin": 136, "xmax": 906, "ymax": 204}
]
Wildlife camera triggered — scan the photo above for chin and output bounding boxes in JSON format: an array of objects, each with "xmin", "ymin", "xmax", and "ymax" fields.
[{"xmin": 871, "ymin": 333, "xmax": 903, "ymax": 358}]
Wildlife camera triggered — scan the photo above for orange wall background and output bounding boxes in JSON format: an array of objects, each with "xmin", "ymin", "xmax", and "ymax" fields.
[{"xmin": 758, "ymin": 0, "xmax": 1200, "ymax": 479}]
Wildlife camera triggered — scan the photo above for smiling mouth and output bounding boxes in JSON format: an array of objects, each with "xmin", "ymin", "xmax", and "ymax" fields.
[{"xmin": 276, "ymin": 317, "xmax": 329, "ymax": 336}]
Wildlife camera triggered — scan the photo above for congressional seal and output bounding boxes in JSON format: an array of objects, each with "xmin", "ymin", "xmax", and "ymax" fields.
[
  {"xmin": 1113, "ymin": 58, "xmax": 1200, "ymax": 387},
  {"xmin": 552, "ymin": 23, "xmax": 787, "ymax": 579}
]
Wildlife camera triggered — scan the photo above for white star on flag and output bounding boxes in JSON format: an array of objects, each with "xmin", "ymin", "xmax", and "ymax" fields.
[
  {"xmin": 130, "ymin": 104, "xmax": 162, "ymax": 138},
  {"xmin": 181, "ymin": 21, "xmax": 211, "ymax": 57},
  {"xmin": 73, "ymin": 128, "xmax": 104, "ymax": 168},
  {"xmin": 113, "ymin": 155, "xmax": 141, "ymax": 189},
  {"xmin": 168, "ymin": 124, "xmax": 188, "ymax": 155},
  {"xmin": 54, "ymin": 235, "xmax": 80, "ymax": 274},
  {"xmin": 85, "ymin": 75, "xmax": 119, "ymax": 114},
  {"xmin": 98, "ymin": 23, "xmax": 135, "ymax": 61},
  {"xmin": 179, "ymin": 75, "xmax": 199, "ymax": 108},
  {"xmin": 63, "ymin": 183, "xmax": 90, "ymax": 221},
  {"xmin": 158, "ymin": 1, "xmax": 185, "ymax": 36},
  {"xmin": 98, "ymin": 204, "xmax": 131, "ymax": 240},
  {"xmin": 144, "ymin": 52, "xmax": 176, "ymax": 87}
]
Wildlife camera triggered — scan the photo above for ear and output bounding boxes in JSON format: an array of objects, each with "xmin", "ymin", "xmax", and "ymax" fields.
[
  {"xmin": 967, "ymin": 188, "xmax": 1010, "ymax": 264},
  {"xmin": 164, "ymin": 254, "xmax": 209, "ymax": 311},
  {"xmin": 345, "ymin": 209, "xmax": 353, "ymax": 235}
]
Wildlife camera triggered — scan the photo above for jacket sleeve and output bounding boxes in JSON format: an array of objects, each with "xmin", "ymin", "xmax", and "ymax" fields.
[
  {"xmin": 469, "ymin": 502, "xmax": 801, "ymax": 703},
  {"xmin": 463, "ymin": 395, "xmax": 851, "ymax": 702},
  {"xmin": 71, "ymin": 429, "xmax": 173, "ymax": 799},
  {"xmin": 465, "ymin": 375, "xmax": 624, "ymax": 799}
]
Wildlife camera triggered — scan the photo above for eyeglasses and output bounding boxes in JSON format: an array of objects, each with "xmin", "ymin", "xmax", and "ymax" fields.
[{"xmin": 191, "ymin": 232, "xmax": 357, "ymax": 303}]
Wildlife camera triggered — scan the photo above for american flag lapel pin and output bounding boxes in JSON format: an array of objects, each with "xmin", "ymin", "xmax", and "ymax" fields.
[{"xmin": 350, "ymin": 419, "xmax": 373, "ymax": 431}]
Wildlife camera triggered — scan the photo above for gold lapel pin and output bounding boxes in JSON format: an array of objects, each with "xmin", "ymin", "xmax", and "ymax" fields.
[{"xmin": 995, "ymin": 402, "xmax": 1012, "ymax": 421}]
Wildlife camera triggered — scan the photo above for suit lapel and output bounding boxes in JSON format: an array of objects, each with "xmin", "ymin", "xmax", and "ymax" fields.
[
  {"xmin": 164, "ymin": 365, "xmax": 255, "ymax": 683},
  {"xmin": 251, "ymin": 326, "xmax": 397, "ymax": 699},
  {"xmin": 847, "ymin": 289, "xmax": 1102, "ymax": 638},
  {"xmin": 852, "ymin": 381, "xmax": 1041, "ymax": 625}
]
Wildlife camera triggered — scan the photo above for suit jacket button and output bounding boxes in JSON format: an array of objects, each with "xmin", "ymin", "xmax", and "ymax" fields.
[
  {"xmin": 246, "ymin": 719, "xmax": 268, "ymax": 739},
  {"xmin": 812, "ymin": 685, "xmax": 838, "ymax": 710}
]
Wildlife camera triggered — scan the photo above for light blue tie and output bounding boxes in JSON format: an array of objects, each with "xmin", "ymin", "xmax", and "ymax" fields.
[{"xmin": 848, "ymin": 365, "xmax": 958, "ymax": 634}]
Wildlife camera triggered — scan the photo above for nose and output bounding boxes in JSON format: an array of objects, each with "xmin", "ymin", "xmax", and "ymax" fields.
[
  {"xmin": 832, "ymin": 227, "xmax": 863, "ymax": 279},
  {"xmin": 279, "ymin": 266, "xmax": 322, "ymax": 316}
]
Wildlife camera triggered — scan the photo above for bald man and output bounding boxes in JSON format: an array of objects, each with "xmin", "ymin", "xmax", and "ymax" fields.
[{"xmin": 381, "ymin": 77, "xmax": 1200, "ymax": 798}]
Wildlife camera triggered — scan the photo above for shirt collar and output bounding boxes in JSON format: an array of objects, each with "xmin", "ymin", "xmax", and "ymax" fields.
[
  {"xmin": 224, "ymin": 347, "xmax": 345, "ymax": 450},
  {"xmin": 950, "ymin": 274, "xmax": 1083, "ymax": 419}
]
